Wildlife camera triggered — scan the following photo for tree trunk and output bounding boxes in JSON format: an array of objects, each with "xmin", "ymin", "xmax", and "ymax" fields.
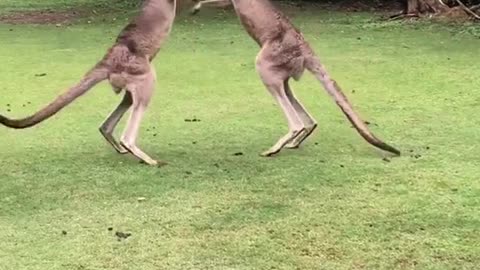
[
  {"xmin": 405, "ymin": 0, "xmax": 480, "ymax": 19},
  {"xmin": 407, "ymin": 0, "xmax": 450, "ymax": 14}
]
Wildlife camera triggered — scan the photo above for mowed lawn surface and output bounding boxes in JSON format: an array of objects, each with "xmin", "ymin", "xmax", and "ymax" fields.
[{"xmin": 0, "ymin": 4, "xmax": 479, "ymax": 270}]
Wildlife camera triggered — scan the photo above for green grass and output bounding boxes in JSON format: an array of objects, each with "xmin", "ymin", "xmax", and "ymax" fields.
[{"xmin": 1, "ymin": 3, "xmax": 480, "ymax": 270}]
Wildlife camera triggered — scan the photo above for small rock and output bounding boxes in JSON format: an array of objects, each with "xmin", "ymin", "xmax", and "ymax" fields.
[
  {"xmin": 233, "ymin": 152, "xmax": 243, "ymax": 156},
  {"xmin": 137, "ymin": 197, "xmax": 146, "ymax": 202},
  {"xmin": 108, "ymin": 227, "xmax": 113, "ymax": 231},
  {"xmin": 115, "ymin": 231, "xmax": 132, "ymax": 240},
  {"xmin": 62, "ymin": 230, "xmax": 67, "ymax": 235}
]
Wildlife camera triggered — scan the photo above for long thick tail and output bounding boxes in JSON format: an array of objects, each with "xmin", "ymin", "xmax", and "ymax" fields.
[
  {"xmin": 0, "ymin": 65, "xmax": 109, "ymax": 129},
  {"xmin": 305, "ymin": 55, "xmax": 401, "ymax": 156}
]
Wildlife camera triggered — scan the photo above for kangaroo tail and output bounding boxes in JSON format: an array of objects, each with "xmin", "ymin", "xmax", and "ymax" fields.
[
  {"xmin": 305, "ymin": 55, "xmax": 400, "ymax": 156},
  {"xmin": 0, "ymin": 65, "xmax": 109, "ymax": 129}
]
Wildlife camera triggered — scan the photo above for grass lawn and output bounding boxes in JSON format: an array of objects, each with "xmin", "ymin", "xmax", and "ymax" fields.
[{"xmin": 0, "ymin": 2, "xmax": 479, "ymax": 269}]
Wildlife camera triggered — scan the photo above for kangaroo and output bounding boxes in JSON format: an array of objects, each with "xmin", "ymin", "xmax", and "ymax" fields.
[
  {"xmin": 0, "ymin": 0, "xmax": 178, "ymax": 166},
  {"xmin": 192, "ymin": 0, "xmax": 401, "ymax": 157}
]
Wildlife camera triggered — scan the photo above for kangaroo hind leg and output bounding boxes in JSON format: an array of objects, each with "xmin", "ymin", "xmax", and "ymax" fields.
[
  {"xmin": 99, "ymin": 92, "xmax": 133, "ymax": 154},
  {"xmin": 257, "ymin": 63, "xmax": 306, "ymax": 157},
  {"xmin": 119, "ymin": 71, "xmax": 165, "ymax": 166},
  {"xmin": 283, "ymin": 79, "xmax": 317, "ymax": 149}
]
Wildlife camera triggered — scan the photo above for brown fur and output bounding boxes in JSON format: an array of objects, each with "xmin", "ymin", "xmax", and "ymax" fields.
[
  {"xmin": 0, "ymin": 0, "xmax": 178, "ymax": 165},
  {"xmin": 193, "ymin": 0, "xmax": 400, "ymax": 156}
]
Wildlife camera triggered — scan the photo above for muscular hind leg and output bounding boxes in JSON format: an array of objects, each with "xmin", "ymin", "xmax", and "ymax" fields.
[
  {"xmin": 119, "ymin": 72, "xmax": 165, "ymax": 166},
  {"xmin": 258, "ymin": 75, "xmax": 305, "ymax": 156},
  {"xmin": 99, "ymin": 92, "xmax": 132, "ymax": 154},
  {"xmin": 283, "ymin": 79, "xmax": 317, "ymax": 149}
]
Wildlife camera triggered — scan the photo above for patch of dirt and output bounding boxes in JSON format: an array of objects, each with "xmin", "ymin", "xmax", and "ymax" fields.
[
  {"xmin": 278, "ymin": 0, "xmax": 404, "ymax": 13},
  {"xmin": 0, "ymin": 9, "xmax": 87, "ymax": 25}
]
